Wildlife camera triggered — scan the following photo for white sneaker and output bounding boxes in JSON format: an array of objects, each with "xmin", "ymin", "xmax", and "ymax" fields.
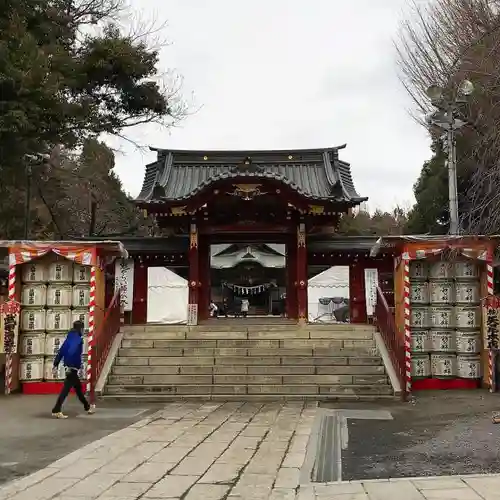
[
  {"xmin": 52, "ymin": 412, "xmax": 68, "ymax": 419},
  {"xmin": 87, "ymin": 405, "xmax": 96, "ymax": 415}
]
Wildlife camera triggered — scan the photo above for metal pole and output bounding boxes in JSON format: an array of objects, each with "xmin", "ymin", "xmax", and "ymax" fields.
[
  {"xmin": 24, "ymin": 162, "xmax": 32, "ymax": 239},
  {"xmin": 447, "ymin": 104, "xmax": 460, "ymax": 235}
]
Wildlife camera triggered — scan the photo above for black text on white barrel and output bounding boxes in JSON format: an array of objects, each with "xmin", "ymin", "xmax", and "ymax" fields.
[
  {"xmin": 72, "ymin": 309, "xmax": 89, "ymax": 333},
  {"xmin": 431, "ymin": 353, "xmax": 457, "ymax": 378},
  {"xmin": 411, "ymin": 306, "xmax": 430, "ymax": 329},
  {"xmin": 430, "ymin": 280, "xmax": 454, "ymax": 304},
  {"xmin": 457, "ymin": 354, "xmax": 481, "ymax": 379},
  {"xmin": 21, "ymin": 284, "xmax": 47, "ymax": 307},
  {"xmin": 46, "ymin": 284, "xmax": 72, "ymax": 308},
  {"xmin": 411, "ymin": 354, "xmax": 431, "ymax": 379},
  {"xmin": 48, "ymin": 261, "xmax": 73, "ymax": 283},
  {"xmin": 72, "ymin": 285, "xmax": 91, "ymax": 308},
  {"xmin": 429, "ymin": 261, "xmax": 453, "ymax": 280},
  {"xmin": 21, "ymin": 308, "xmax": 46, "ymax": 332},
  {"xmin": 44, "ymin": 356, "xmax": 66, "ymax": 381},
  {"xmin": 411, "ymin": 330, "xmax": 430, "ymax": 353},
  {"xmin": 19, "ymin": 356, "xmax": 44, "ymax": 381},
  {"xmin": 46, "ymin": 308, "xmax": 72, "ymax": 332},
  {"xmin": 21, "ymin": 261, "xmax": 47, "ymax": 283},
  {"xmin": 455, "ymin": 330, "xmax": 481, "ymax": 354},
  {"xmin": 73, "ymin": 265, "xmax": 91, "ymax": 284},
  {"xmin": 431, "ymin": 329, "xmax": 455, "ymax": 353},
  {"xmin": 454, "ymin": 261, "xmax": 479, "ymax": 280},
  {"xmin": 455, "ymin": 280, "xmax": 480, "ymax": 305},
  {"xmin": 455, "ymin": 306, "xmax": 481, "ymax": 330},
  {"xmin": 45, "ymin": 332, "xmax": 67, "ymax": 356},
  {"xmin": 410, "ymin": 281, "xmax": 429, "ymax": 304},
  {"xmin": 19, "ymin": 332, "xmax": 46, "ymax": 356},
  {"xmin": 410, "ymin": 261, "xmax": 429, "ymax": 280}
]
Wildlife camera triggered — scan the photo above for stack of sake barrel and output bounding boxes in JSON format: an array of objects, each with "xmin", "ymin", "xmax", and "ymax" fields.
[
  {"xmin": 19, "ymin": 257, "xmax": 91, "ymax": 385},
  {"xmin": 410, "ymin": 259, "xmax": 481, "ymax": 382}
]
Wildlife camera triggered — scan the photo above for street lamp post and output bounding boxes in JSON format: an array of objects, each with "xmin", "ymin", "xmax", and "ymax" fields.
[{"xmin": 426, "ymin": 80, "xmax": 474, "ymax": 235}]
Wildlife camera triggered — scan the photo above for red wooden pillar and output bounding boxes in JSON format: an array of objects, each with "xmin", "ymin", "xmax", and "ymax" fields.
[
  {"xmin": 287, "ymin": 237, "xmax": 298, "ymax": 319},
  {"xmin": 349, "ymin": 259, "xmax": 367, "ymax": 324},
  {"xmin": 132, "ymin": 260, "xmax": 148, "ymax": 324},
  {"xmin": 297, "ymin": 221, "xmax": 308, "ymax": 323},
  {"xmin": 198, "ymin": 235, "xmax": 210, "ymax": 321},
  {"xmin": 188, "ymin": 223, "xmax": 199, "ymax": 325}
]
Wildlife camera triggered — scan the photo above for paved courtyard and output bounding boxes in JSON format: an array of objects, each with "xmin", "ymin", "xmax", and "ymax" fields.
[{"xmin": 1, "ymin": 400, "xmax": 500, "ymax": 499}]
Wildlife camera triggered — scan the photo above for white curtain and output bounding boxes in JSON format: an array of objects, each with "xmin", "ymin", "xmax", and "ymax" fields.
[{"xmin": 147, "ymin": 267, "xmax": 188, "ymax": 324}]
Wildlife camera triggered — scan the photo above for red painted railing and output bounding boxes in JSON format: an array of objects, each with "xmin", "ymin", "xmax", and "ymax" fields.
[
  {"xmin": 89, "ymin": 290, "xmax": 121, "ymax": 403},
  {"xmin": 374, "ymin": 285, "xmax": 407, "ymax": 400}
]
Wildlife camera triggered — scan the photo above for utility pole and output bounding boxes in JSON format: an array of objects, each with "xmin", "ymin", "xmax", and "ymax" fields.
[
  {"xmin": 426, "ymin": 80, "xmax": 474, "ymax": 236},
  {"xmin": 24, "ymin": 161, "xmax": 32, "ymax": 239},
  {"xmin": 446, "ymin": 106, "xmax": 459, "ymax": 235}
]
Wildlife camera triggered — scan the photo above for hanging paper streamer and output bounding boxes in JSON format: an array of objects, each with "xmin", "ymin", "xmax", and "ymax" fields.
[{"xmin": 223, "ymin": 282, "xmax": 273, "ymax": 296}]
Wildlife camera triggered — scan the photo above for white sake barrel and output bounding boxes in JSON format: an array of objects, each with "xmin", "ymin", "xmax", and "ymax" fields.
[
  {"xmin": 73, "ymin": 265, "xmax": 91, "ymax": 283},
  {"xmin": 19, "ymin": 356, "xmax": 44, "ymax": 381},
  {"xmin": 409, "ymin": 261, "xmax": 428, "ymax": 280},
  {"xmin": 410, "ymin": 282, "xmax": 429, "ymax": 304},
  {"xmin": 429, "ymin": 261, "xmax": 453, "ymax": 279},
  {"xmin": 82, "ymin": 334, "xmax": 89, "ymax": 355},
  {"xmin": 430, "ymin": 280, "xmax": 454, "ymax": 304},
  {"xmin": 454, "ymin": 261, "xmax": 479, "ymax": 279},
  {"xmin": 431, "ymin": 353, "xmax": 457, "ymax": 378},
  {"xmin": 48, "ymin": 261, "xmax": 73, "ymax": 283},
  {"xmin": 45, "ymin": 332, "xmax": 67, "ymax": 356},
  {"xmin": 46, "ymin": 284, "xmax": 72, "ymax": 307},
  {"xmin": 455, "ymin": 306, "xmax": 481, "ymax": 329},
  {"xmin": 44, "ymin": 356, "xmax": 66, "ymax": 381},
  {"xmin": 430, "ymin": 329, "xmax": 455, "ymax": 352},
  {"xmin": 430, "ymin": 306, "xmax": 454, "ymax": 329},
  {"xmin": 455, "ymin": 280, "xmax": 480, "ymax": 304},
  {"xmin": 411, "ymin": 354, "xmax": 431, "ymax": 378},
  {"xmin": 72, "ymin": 309, "xmax": 89, "ymax": 332},
  {"xmin": 45, "ymin": 308, "xmax": 72, "ymax": 332},
  {"xmin": 21, "ymin": 308, "xmax": 46, "ymax": 332},
  {"xmin": 457, "ymin": 354, "xmax": 481, "ymax": 379},
  {"xmin": 410, "ymin": 306, "xmax": 430, "ymax": 328},
  {"xmin": 455, "ymin": 330, "xmax": 481, "ymax": 354},
  {"xmin": 21, "ymin": 262, "xmax": 47, "ymax": 283},
  {"xmin": 72, "ymin": 285, "xmax": 91, "ymax": 308},
  {"xmin": 411, "ymin": 330, "xmax": 430, "ymax": 353},
  {"xmin": 19, "ymin": 333, "xmax": 46, "ymax": 356},
  {"xmin": 21, "ymin": 284, "xmax": 47, "ymax": 307}
]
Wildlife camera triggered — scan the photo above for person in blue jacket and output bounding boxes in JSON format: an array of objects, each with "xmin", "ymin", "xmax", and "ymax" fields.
[{"xmin": 51, "ymin": 320, "xmax": 95, "ymax": 419}]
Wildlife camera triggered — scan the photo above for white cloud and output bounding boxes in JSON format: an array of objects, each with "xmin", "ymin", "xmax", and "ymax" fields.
[{"xmin": 108, "ymin": 0, "xmax": 431, "ymax": 211}]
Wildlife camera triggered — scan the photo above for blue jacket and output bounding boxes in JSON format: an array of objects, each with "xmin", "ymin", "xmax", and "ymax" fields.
[{"xmin": 53, "ymin": 330, "xmax": 83, "ymax": 369}]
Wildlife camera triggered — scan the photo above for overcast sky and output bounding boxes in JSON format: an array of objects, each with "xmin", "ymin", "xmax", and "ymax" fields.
[{"xmin": 107, "ymin": 0, "xmax": 431, "ymax": 212}]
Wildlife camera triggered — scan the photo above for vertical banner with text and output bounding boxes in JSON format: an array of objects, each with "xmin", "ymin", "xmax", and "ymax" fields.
[
  {"xmin": 0, "ymin": 300, "xmax": 21, "ymax": 354},
  {"xmin": 114, "ymin": 259, "xmax": 135, "ymax": 311}
]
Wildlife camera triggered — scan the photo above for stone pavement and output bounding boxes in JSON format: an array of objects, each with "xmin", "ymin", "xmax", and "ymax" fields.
[{"xmin": 1, "ymin": 400, "xmax": 500, "ymax": 499}]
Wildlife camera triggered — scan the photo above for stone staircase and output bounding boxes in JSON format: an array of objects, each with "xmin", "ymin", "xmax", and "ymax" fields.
[{"xmin": 102, "ymin": 322, "xmax": 396, "ymax": 400}]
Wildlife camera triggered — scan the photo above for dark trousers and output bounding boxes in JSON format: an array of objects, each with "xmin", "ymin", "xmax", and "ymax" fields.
[{"xmin": 52, "ymin": 369, "xmax": 89, "ymax": 413}]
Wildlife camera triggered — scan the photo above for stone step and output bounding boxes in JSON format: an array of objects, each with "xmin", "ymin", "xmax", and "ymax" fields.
[
  {"xmin": 123, "ymin": 323, "xmax": 376, "ymax": 334},
  {"xmin": 122, "ymin": 329, "xmax": 377, "ymax": 340},
  {"xmin": 107, "ymin": 373, "xmax": 389, "ymax": 386},
  {"xmin": 121, "ymin": 338, "xmax": 376, "ymax": 349},
  {"xmin": 115, "ymin": 355, "xmax": 383, "ymax": 366},
  {"xmin": 117, "ymin": 346, "xmax": 378, "ymax": 359},
  {"xmin": 111, "ymin": 364, "xmax": 386, "ymax": 376},
  {"xmin": 104, "ymin": 383, "xmax": 394, "ymax": 396},
  {"xmin": 101, "ymin": 393, "xmax": 398, "ymax": 402},
  {"xmin": 122, "ymin": 331, "xmax": 376, "ymax": 343}
]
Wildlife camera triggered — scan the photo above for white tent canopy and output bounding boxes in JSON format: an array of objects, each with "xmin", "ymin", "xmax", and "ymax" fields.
[
  {"xmin": 307, "ymin": 266, "xmax": 350, "ymax": 323},
  {"xmin": 147, "ymin": 267, "xmax": 188, "ymax": 324}
]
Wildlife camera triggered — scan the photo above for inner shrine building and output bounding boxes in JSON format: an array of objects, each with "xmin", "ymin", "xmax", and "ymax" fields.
[{"xmin": 134, "ymin": 146, "xmax": 369, "ymax": 324}]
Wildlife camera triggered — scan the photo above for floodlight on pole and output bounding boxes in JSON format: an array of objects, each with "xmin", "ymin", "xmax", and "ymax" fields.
[
  {"xmin": 458, "ymin": 79, "xmax": 474, "ymax": 96},
  {"xmin": 426, "ymin": 84, "xmax": 444, "ymax": 101}
]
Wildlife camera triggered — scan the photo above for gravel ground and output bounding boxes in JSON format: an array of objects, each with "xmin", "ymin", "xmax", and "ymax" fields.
[{"xmin": 321, "ymin": 390, "xmax": 500, "ymax": 480}]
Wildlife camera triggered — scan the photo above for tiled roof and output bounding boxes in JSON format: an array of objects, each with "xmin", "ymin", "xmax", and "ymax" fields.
[{"xmin": 136, "ymin": 147, "xmax": 367, "ymax": 205}]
